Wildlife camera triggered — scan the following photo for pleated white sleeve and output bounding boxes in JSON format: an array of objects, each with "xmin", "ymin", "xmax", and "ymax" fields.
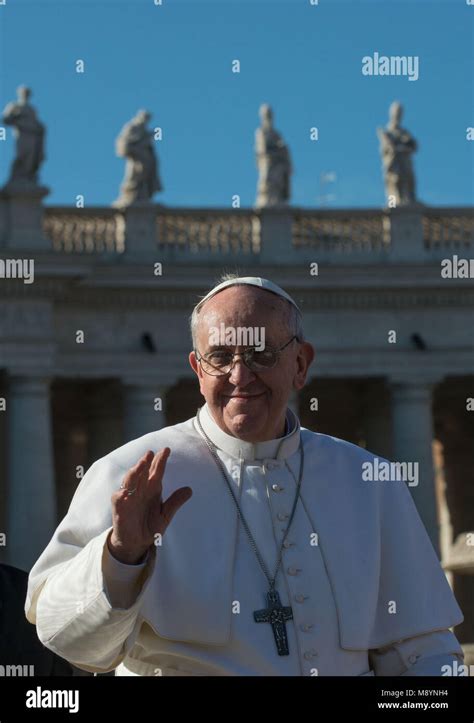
[
  {"xmin": 34, "ymin": 526, "xmax": 156, "ymax": 673},
  {"xmin": 369, "ymin": 629, "xmax": 464, "ymax": 676}
]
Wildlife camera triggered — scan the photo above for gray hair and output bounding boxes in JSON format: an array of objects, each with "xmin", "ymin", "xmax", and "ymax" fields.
[{"xmin": 189, "ymin": 272, "xmax": 305, "ymax": 348}]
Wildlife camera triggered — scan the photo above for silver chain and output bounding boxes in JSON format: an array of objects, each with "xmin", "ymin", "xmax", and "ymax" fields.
[{"xmin": 195, "ymin": 407, "xmax": 304, "ymax": 592}]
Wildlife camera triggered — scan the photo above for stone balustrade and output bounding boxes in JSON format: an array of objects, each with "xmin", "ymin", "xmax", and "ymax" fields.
[
  {"xmin": 0, "ymin": 197, "xmax": 472, "ymax": 263},
  {"xmin": 42, "ymin": 207, "xmax": 125, "ymax": 253},
  {"xmin": 423, "ymin": 208, "xmax": 474, "ymax": 251}
]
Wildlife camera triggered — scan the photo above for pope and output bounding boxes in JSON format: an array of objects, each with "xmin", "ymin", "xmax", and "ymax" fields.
[{"xmin": 25, "ymin": 275, "xmax": 465, "ymax": 676}]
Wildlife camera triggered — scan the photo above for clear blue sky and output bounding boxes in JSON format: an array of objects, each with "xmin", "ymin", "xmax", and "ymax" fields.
[{"xmin": 0, "ymin": 0, "xmax": 473, "ymax": 208}]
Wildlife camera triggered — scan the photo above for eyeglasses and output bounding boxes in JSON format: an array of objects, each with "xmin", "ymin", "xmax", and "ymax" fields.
[{"xmin": 194, "ymin": 336, "xmax": 298, "ymax": 376}]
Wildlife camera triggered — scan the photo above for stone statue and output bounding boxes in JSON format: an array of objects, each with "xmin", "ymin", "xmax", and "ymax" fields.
[
  {"xmin": 2, "ymin": 86, "xmax": 46, "ymax": 188},
  {"xmin": 255, "ymin": 104, "xmax": 292, "ymax": 208},
  {"xmin": 377, "ymin": 101, "xmax": 418, "ymax": 207},
  {"xmin": 114, "ymin": 109, "xmax": 162, "ymax": 206}
]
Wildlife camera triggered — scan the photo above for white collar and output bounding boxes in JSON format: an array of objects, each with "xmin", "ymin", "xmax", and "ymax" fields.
[{"xmin": 195, "ymin": 402, "xmax": 301, "ymax": 462}]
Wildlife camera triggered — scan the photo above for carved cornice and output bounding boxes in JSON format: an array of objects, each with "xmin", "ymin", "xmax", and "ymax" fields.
[{"xmin": 1, "ymin": 283, "xmax": 474, "ymax": 310}]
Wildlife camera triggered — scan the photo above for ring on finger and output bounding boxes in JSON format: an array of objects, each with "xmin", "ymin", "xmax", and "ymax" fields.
[{"xmin": 120, "ymin": 482, "xmax": 137, "ymax": 496}]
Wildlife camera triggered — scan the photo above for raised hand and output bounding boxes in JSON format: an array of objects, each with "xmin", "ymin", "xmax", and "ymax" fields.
[{"xmin": 107, "ymin": 448, "xmax": 192, "ymax": 564}]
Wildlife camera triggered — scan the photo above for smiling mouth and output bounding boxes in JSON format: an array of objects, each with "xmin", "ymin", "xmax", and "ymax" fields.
[{"xmin": 224, "ymin": 392, "xmax": 265, "ymax": 400}]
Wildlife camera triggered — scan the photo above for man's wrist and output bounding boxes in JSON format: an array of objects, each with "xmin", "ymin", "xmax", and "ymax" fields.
[{"xmin": 107, "ymin": 533, "xmax": 149, "ymax": 565}]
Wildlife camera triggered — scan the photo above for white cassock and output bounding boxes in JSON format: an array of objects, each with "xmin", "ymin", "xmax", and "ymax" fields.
[{"xmin": 25, "ymin": 404, "xmax": 464, "ymax": 676}]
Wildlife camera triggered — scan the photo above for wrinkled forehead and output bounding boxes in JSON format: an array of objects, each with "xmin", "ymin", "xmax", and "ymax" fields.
[{"xmin": 195, "ymin": 286, "xmax": 291, "ymax": 341}]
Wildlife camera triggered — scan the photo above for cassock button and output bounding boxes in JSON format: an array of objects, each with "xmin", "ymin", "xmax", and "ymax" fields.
[
  {"xmin": 264, "ymin": 460, "xmax": 278, "ymax": 470},
  {"xmin": 300, "ymin": 623, "xmax": 314, "ymax": 632},
  {"xmin": 287, "ymin": 566, "xmax": 301, "ymax": 575},
  {"xmin": 283, "ymin": 540, "xmax": 293, "ymax": 549},
  {"xmin": 277, "ymin": 512, "xmax": 289, "ymax": 521},
  {"xmin": 271, "ymin": 484, "xmax": 284, "ymax": 492},
  {"xmin": 408, "ymin": 654, "xmax": 419, "ymax": 664},
  {"xmin": 294, "ymin": 594, "xmax": 308, "ymax": 603},
  {"xmin": 304, "ymin": 650, "xmax": 318, "ymax": 660}
]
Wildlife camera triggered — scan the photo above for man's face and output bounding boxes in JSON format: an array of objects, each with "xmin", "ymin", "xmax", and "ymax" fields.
[{"xmin": 189, "ymin": 286, "xmax": 315, "ymax": 442}]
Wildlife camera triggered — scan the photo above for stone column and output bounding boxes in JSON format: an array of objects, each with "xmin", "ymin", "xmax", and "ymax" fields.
[
  {"xmin": 0, "ymin": 185, "xmax": 51, "ymax": 250},
  {"xmin": 0, "ymin": 194, "xmax": 7, "ymax": 247},
  {"xmin": 364, "ymin": 381, "xmax": 393, "ymax": 459},
  {"xmin": 114, "ymin": 202, "xmax": 158, "ymax": 258},
  {"xmin": 0, "ymin": 376, "xmax": 7, "ymax": 564},
  {"xmin": 6, "ymin": 375, "xmax": 56, "ymax": 571},
  {"xmin": 122, "ymin": 378, "xmax": 169, "ymax": 443},
  {"xmin": 385, "ymin": 206, "xmax": 424, "ymax": 262},
  {"xmin": 86, "ymin": 383, "xmax": 123, "ymax": 464},
  {"xmin": 258, "ymin": 208, "xmax": 294, "ymax": 264},
  {"xmin": 390, "ymin": 379, "xmax": 440, "ymax": 556},
  {"xmin": 437, "ymin": 399, "xmax": 474, "ymax": 647}
]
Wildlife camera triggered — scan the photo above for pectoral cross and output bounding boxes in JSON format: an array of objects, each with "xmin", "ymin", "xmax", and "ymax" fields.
[{"xmin": 254, "ymin": 589, "xmax": 293, "ymax": 656}]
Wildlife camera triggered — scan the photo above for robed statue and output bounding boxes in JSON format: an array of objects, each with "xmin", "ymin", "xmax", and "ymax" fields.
[
  {"xmin": 2, "ymin": 86, "xmax": 46, "ymax": 188},
  {"xmin": 377, "ymin": 101, "xmax": 418, "ymax": 207},
  {"xmin": 255, "ymin": 104, "xmax": 292, "ymax": 208},
  {"xmin": 115, "ymin": 109, "xmax": 162, "ymax": 205}
]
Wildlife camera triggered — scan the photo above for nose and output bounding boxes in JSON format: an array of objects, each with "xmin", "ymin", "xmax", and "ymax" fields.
[{"xmin": 227, "ymin": 356, "xmax": 257, "ymax": 386}]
